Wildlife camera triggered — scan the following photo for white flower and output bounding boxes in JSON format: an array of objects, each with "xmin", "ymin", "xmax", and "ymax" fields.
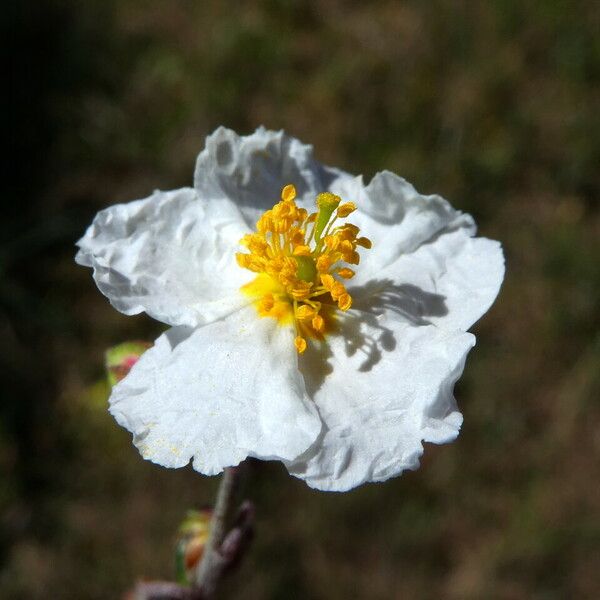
[{"xmin": 76, "ymin": 127, "xmax": 504, "ymax": 492}]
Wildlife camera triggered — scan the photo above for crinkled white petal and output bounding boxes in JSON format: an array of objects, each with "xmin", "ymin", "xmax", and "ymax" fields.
[
  {"xmin": 194, "ymin": 126, "xmax": 351, "ymax": 227},
  {"xmin": 330, "ymin": 171, "xmax": 505, "ymax": 331},
  {"xmin": 330, "ymin": 170, "xmax": 476, "ymax": 277},
  {"xmin": 286, "ymin": 309, "xmax": 475, "ymax": 491},
  {"xmin": 348, "ymin": 229, "xmax": 505, "ymax": 333},
  {"xmin": 76, "ymin": 187, "xmax": 252, "ymax": 327},
  {"xmin": 109, "ymin": 307, "xmax": 322, "ymax": 474}
]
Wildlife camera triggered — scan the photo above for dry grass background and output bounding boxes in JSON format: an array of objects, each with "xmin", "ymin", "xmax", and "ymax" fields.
[{"xmin": 2, "ymin": 1, "xmax": 599, "ymax": 598}]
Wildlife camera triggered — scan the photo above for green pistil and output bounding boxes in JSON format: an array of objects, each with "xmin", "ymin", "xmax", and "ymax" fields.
[
  {"xmin": 294, "ymin": 255, "xmax": 317, "ymax": 283},
  {"xmin": 313, "ymin": 192, "xmax": 340, "ymax": 244}
]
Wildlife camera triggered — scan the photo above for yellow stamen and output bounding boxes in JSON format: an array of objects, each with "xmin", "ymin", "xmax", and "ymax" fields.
[
  {"xmin": 292, "ymin": 245, "xmax": 312, "ymax": 256},
  {"xmin": 294, "ymin": 336, "xmax": 307, "ymax": 354},
  {"xmin": 295, "ymin": 304, "xmax": 316, "ymax": 320},
  {"xmin": 337, "ymin": 202, "xmax": 356, "ymax": 218},
  {"xmin": 312, "ymin": 314, "xmax": 325, "ymax": 332},
  {"xmin": 281, "ymin": 184, "xmax": 296, "ymax": 202},
  {"xmin": 320, "ymin": 273, "xmax": 335, "ymax": 289},
  {"xmin": 238, "ymin": 185, "xmax": 372, "ymax": 353},
  {"xmin": 330, "ymin": 282, "xmax": 347, "ymax": 301},
  {"xmin": 316, "ymin": 255, "xmax": 334, "ymax": 272},
  {"xmin": 337, "ymin": 268, "xmax": 355, "ymax": 279},
  {"xmin": 338, "ymin": 293, "xmax": 352, "ymax": 311}
]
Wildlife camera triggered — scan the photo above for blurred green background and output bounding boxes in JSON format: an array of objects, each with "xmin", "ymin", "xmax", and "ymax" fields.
[{"xmin": 3, "ymin": 1, "xmax": 599, "ymax": 598}]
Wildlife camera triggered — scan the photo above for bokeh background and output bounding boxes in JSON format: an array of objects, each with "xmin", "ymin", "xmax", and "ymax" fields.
[{"xmin": 3, "ymin": 1, "xmax": 599, "ymax": 598}]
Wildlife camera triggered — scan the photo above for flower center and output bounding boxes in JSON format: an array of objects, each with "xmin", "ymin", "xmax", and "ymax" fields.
[{"xmin": 236, "ymin": 184, "xmax": 372, "ymax": 353}]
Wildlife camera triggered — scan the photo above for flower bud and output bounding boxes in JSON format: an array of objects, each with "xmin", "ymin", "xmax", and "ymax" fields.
[
  {"xmin": 175, "ymin": 509, "xmax": 213, "ymax": 584},
  {"xmin": 105, "ymin": 341, "xmax": 151, "ymax": 386}
]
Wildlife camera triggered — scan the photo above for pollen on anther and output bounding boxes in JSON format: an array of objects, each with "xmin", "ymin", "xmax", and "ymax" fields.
[
  {"xmin": 337, "ymin": 268, "xmax": 355, "ymax": 279},
  {"xmin": 294, "ymin": 336, "xmax": 307, "ymax": 354},
  {"xmin": 295, "ymin": 304, "xmax": 315, "ymax": 320},
  {"xmin": 338, "ymin": 293, "xmax": 352, "ymax": 311},
  {"xmin": 320, "ymin": 274, "xmax": 335, "ymax": 290},
  {"xmin": 331, "ymin": 282, "xmax": 346, "ymax": 300},
  {"xmin": 281, "ymin": 184, "xmax": 296, "ymax": 202},
  {"xmin": 337, "ymin": 202, "xmax": 357, "ymax": 217},
  {"xmin": 292, "ymin": 245, "xmax": 311, "ymax": 256},
  {"xmin": 316, "ymin": 255, "xmax": 334, "ymax": 272},
  {"xmin": 312, "ymin": 314, "xmax": 325, "ymax": 332}
]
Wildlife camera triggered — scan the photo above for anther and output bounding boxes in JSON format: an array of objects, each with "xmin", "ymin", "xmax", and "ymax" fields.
[
  {"xmin": 281, "ymin": 184, "xmax": 296, "ymax": 202},
  {"xmin": 294, "ymin": 336, "xmax": 307, "ymax": 354},
  {"xmin": 312, "ymin": 314, "xmax": 325, "ymax": 332},
  {"xmin": 337, "ymin": 268, "xmax": 355, "ymax": 279},
  {"xmin": 292, "ymin": 245, "xmax": 311, "ymax": 256},
  {"xmin": 295, "ymin": 305, "xmax": 315, "ymax": 320},
  {"xmin": 338, "ymin": 293, "xmax": 352, "ymax": 311},
  {"xmin": 337, "ymin": 202, "xmax": 356, "ymax": 217}
]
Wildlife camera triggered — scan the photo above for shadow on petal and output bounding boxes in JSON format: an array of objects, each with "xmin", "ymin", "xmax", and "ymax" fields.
[
  {"xmin": 352, "ymin": 278, "xmax": 448, "ymax": 325},
  {"xmin": 164, "ymin": 325, "xmax": 196, "ymax": 350},
  {"xmin": 300, "ymin": 280, "xmax": 448, "ymax": 396},
  {"xmin": 198, "ymin": 129, "xmax": 341, "ymax": 215}
]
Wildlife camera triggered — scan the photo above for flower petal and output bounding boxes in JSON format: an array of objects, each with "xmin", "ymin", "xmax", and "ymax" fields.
[
  {"xmin": 109, "ymin": 307, "xmax": 322, "ymax": 474},
  {"xmin": 76, "ymin": 187, "xmax": 252, "ymax": 327},
  {"xmin": 330, "ymin": 171, "xmax": 504, "ymax": 332},
  {"xmin": 287, "ymin": 310, "xmax": 475, "ymax": 491},
  {"xmin": 331, "ymin": 170, "xmax": 476, "ymax": 276},
  {"xmin": 349, "ymin": 229, "xmax": 504, "ymax": 333},
  {"xmin": 194, "ymin": 127, "xmax": 349, "ymax": 226}
]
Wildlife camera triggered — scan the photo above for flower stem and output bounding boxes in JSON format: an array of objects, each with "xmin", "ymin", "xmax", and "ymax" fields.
[
  {"xmin": 130, "ymin": 462, "xmax": 252, "ymax": 600},
  {"xmin": 194, "ymin": 462, "xmax": 247, "ymax": 596}
]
